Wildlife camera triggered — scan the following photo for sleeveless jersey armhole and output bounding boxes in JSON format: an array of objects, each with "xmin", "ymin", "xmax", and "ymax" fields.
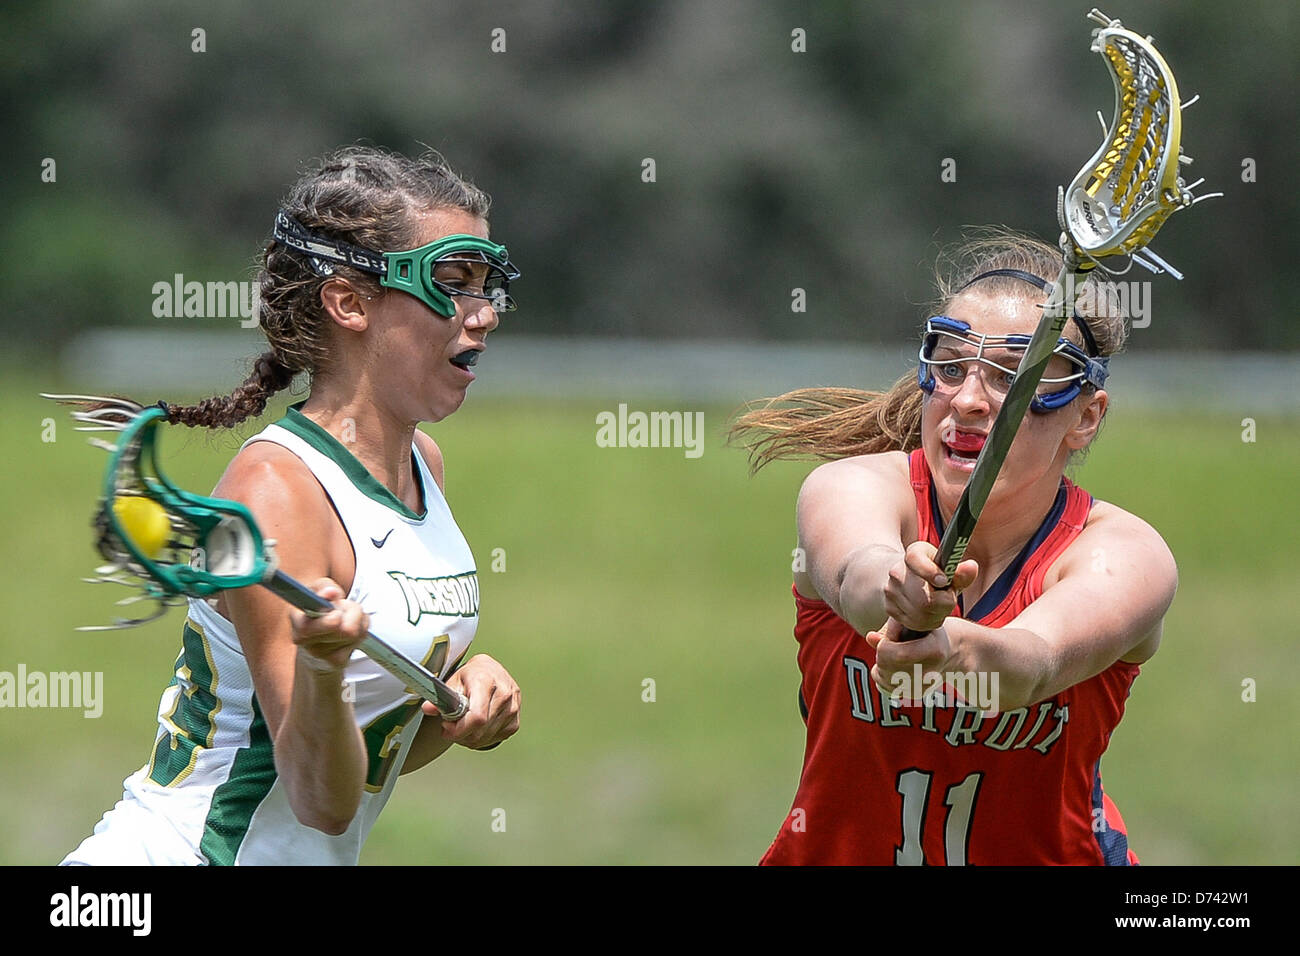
[{"xmin": 239, "ymin": 435, "xmax": 358, "ymax": 594}]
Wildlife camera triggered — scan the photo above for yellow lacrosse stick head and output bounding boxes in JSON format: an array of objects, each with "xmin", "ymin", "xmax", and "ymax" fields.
[{"xmin": 1064, "ymin": 11, "xmax": 1192, "ymax": 260}]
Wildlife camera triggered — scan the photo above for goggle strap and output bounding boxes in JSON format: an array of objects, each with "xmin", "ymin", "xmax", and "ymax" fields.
[
  {"xmin": 1031, "ymin": 384, "xmax": 1083, "ymax": 414},
  {"xmin": 272, "ymin": 211, "xmax": 389, "ymax": 279},
  {"xmin": 1084, "ymin": 355, "xmax": 1110, "ymax": 389}
]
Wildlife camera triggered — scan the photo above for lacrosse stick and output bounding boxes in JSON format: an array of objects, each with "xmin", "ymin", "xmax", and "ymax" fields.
[
  {"xmin": 41, "ymin": 395, "xmax": 470, "ymax": 719},
  {"xmin": 902, "ymin": 8, "xmax": 1215, "ymax": 639}
]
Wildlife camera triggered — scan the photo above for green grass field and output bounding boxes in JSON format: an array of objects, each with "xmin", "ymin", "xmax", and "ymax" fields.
[{"xmin": 3, "ymin": 372, "xmax": 1296, "ymax": 864}]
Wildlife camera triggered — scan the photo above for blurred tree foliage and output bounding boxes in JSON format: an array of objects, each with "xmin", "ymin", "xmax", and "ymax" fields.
[{"xmin": 1, "ymin": 0, "xmax": 1294, "ymax": 352}]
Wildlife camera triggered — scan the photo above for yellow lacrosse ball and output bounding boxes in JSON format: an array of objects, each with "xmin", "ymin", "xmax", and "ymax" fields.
[{"xmin": 113, "ymin": 495, "xmax": 171, "ymax": 559}]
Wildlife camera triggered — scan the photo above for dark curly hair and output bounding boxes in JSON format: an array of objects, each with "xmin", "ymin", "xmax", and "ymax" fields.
[{"xmin": 164, "ymin": 145, "xmax": 491, "ymax": 428}]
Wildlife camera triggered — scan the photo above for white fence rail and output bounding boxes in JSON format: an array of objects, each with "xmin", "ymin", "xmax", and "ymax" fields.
[{"xmin": 61, "ymin": 331, "xmax": 1300, "ymax": 412}]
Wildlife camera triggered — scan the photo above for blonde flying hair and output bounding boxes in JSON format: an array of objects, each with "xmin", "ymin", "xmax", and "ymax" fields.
[{"xmin": 730, "ymin": 228, "xmax": 1129, "ymax": 472}]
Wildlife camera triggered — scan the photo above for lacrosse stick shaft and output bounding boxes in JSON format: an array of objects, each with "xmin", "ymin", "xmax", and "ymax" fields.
[
  {"xmin": 262, "ymin": 571, "xmax": 470, "ymax": 719},
  {"xmin": 899, "ymin": 264, "xmax": 1078, "ymax": 642}
]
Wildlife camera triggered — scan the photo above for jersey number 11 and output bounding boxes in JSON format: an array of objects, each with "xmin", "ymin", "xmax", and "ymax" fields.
[{"xmin": 895, "ymin": 770, "xmax": 984, "ymax": 866}]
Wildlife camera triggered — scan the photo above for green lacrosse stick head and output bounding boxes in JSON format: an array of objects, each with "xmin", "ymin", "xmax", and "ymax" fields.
[{"xmin": 95, "ymin": 406, "xmax": 270, "ymax": 599}]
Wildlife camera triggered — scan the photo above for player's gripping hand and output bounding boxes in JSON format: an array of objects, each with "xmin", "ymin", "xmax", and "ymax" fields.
[
  {"xmin": 868, "ymin": 544, "xmax": 978, "ymax": 702},
  {"xmin": 288, "ymin": 578, "xmax": 371, "ymax": 674},
  {"xmin": 866, "ymin": 617, "xmax": 956, "ymax": 703},
  {"xmin": 881, "ymin": 541, "xmax": 978, "ymax": 635},
  {"xmin": 423, "ymin": 654, "xmax": 521, "ymax": 750}
]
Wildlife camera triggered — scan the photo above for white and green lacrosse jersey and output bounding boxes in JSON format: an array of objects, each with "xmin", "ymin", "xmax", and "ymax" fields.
[{"xmin": 62, "ymin": 405, "xmax": 479, "ymax": 865}]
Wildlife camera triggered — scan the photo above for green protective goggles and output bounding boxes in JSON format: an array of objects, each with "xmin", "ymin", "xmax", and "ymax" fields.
[{"xmin": 272, "ymin": 210, "xmax": 519, "ymax": 317}]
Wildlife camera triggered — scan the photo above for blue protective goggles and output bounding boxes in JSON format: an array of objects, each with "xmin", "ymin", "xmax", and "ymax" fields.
[
  {"xmin": 918, "ymin": 316, "xmax": 1110, "ymax": 413},
  {"xmin": 272, "ymin": 211, "xmax": 519, "ymax": 318}
]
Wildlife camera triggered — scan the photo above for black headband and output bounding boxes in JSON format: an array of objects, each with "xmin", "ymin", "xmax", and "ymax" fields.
[{"xmin": 958, "ymin": 268, "xmax": 1100, "ymax": 357}]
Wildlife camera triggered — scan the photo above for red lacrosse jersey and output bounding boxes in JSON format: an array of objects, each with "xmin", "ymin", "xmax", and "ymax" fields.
[{"xmin": 761, "ymin": 450, "xmax": 1141, "ymax": 866}]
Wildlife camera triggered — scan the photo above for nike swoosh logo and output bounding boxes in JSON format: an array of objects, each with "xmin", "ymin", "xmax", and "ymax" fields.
[{"xmin": 371, "ymin": 529, "xmax": 394, "ymax": 548}]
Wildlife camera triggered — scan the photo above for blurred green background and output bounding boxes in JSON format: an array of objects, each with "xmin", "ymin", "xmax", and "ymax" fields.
[
  {"xmin": 2, "ymin": 0, "xmax": 1297, "ymax": 865},
  {"xmin": 2, "ymin": 0, "xmax": 1295, "ymax": 350}
]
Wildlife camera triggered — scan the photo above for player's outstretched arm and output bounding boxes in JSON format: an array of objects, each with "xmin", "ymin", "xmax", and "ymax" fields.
[
  {"xmin": 870, "ymin": 504, "xmax": 1176, "ymax": 711},
  {"xmin": 795, "ymin": 451, "xmax": 917, "ymax": 635},
  {"xmin": 979, "ymin": 505, "xmax": 1176, "ymax": 705},
  {"xmin": 217, "ymin": 444, "xmax": 370, "ymax": 835}
]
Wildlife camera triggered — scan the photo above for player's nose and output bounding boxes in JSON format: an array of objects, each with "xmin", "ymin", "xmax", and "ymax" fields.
[
  {"xmin": 950, "ymin": 367, "xmax": 995, "ymax": 414},
  {"xmin": 462, "ymin": 297, "xmax": 500, "ymax": 334}
]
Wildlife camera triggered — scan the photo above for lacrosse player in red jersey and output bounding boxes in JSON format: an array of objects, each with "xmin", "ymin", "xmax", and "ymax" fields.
[
  {"xmin": 733, "ymin": 230, "xmax": 1176, "ymax": 865},
  {"xmin": 61, "ymin": 146, "xmax": 521, "ymax": 865}
]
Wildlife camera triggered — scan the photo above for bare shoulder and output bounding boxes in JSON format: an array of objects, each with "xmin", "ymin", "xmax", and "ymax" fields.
[
  {"xmin": 209, "ymin": 439, "xmax": 348, "ymax": 646},
  {"xmin": 798, "ymin": 450, "xmax": 912, "ymax": 510},
  {"xmin": 1050, "ymin": 498, "xmax": 1178, "ymax": 592},
  {"xmin": 211, "ymin": 439, "xmax": 346, "ymax": 573},
  {"xmin": 1038, "ymin": 498, "xmax": 1178, "ymax": 665},
  {"xmin": 413, "ymin": 429, "xmax": 445, "ymax": 493},
  {"xmin": 213, "ymin": 439, "xmax": 330, "ymax": 519},
  {"xmin": 795, "ymin": 451, "xmax": 915, "ymax": 606}
]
